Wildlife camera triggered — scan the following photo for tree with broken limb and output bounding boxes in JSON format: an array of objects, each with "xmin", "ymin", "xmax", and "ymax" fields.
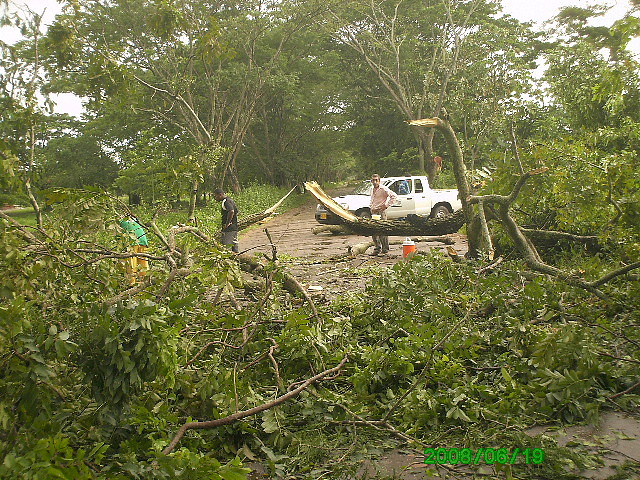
[
  {"xmin": 408, "ymin": 116, "xmax": 491, "ymax": 257},
  {"xmin": 407, "ymin": 116, "xmax": 640, "ymax": 298},
  {"xmin": 466, "ymin": 167, "xmax": 640, "ymax": 300}
]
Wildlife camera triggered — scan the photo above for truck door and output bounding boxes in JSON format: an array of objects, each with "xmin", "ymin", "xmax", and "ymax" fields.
[
  {"xmin": 386, "ymin": 179, "xmax": 415, "ymax": 219},
  {"xmin": 412, "ymin": 178, "xmax": 432, "ymax": 215}
]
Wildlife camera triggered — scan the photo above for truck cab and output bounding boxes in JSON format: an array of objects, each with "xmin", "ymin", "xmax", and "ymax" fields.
[{"xmin": 315, "ymin": 176, "xmax": 461, "ymax": 224}]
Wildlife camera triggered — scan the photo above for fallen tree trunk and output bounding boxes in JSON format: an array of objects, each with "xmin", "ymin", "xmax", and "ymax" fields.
[
  {"xmin": 521, "ymin": 228, "xmax": 601, "ymax": 252},
  {"xmin": 340, "ymin": 211, "xmax": 465, "ymax": 237},
  {"xmin": 348, "ymin": 236, "xmax": 456, "ymax": 256},
  {"xmin": 305, "ymin": 181, "xmax": 465, "ymax": 236}
]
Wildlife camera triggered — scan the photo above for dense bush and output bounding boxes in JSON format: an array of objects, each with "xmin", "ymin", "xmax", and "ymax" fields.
[{"xmin": 0, "ymin": 191, "xmax": 30, "ymax": 207}]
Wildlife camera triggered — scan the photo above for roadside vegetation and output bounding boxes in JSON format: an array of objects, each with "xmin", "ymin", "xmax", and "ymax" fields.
[
  {"xmin": 1, "ymin": 194, "xmax": 639, "ymax": 478},
  {"xmin": 1, "ymin": 0, "xmax": 639, "ymax": 479},
  {"xmin": 2, "ymin": 207, "xmax": 36, "ymax": 226}
]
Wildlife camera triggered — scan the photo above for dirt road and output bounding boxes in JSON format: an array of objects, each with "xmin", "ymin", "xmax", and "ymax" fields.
[{"xmin": 239, "ymin": 191, "xmax": 468, "ymax": 298}]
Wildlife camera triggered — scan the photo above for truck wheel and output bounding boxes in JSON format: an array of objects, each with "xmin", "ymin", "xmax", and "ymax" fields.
[
  {"xmin": 356, "ymin": 209, "xmax": 371, "ymax": 219},
  {"xmin": 431, "ymin": 205, "xmax": 451, "ymax": 218}
]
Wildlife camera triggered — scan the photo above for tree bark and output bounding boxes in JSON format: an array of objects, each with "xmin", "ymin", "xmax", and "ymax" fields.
[
  {"xmin": 337, "ymin": 211, "xmax": 465, "ymax": 237},
  {"xmin": 408, "ymin": 117, "xmax": 486, "ymax": 255},
  {"xmin": 187, "ymin": 179, "xmax": 198, "ymax": 223},
  {"xmin": 26, "ymin": 22, "xmax": 43, "ymax": 229},
  {"xmin": 521, "ymin": 228, "xmax": 601, "ymax": 252}
]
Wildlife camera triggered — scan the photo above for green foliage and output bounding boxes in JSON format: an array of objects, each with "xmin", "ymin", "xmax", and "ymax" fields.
[
  {"xmin": 113, "ymin": 129, "xmax": 225, "ymax": 206},
  {"xmin": 519, "ymin": 3, "xmax": 640, "ymax": 251},
  {"xmin": 0, "ymin": 191, "xmax": 30, "ymax": 207},
  {"xmin": 79, "ymin": 302, "xmax": 179, "ymax": 409},
  {"xmin": 325, "ymin": 253, "xmax": 637, "ymax": 477},
  {"xmin": 372, "ymin": 148, "xmax": 419, "ymax": 177},
  {"xmin": 0, "ymin": 145, "xmax": 20, "ymax": 193},
  {"xmin": 2, "ymin": 1, "xmax": 640, "ymax": 478},
  {"xmin": 483, "ymin": 117, "xmax": 640, "ymax": 258},
  {"xmin": 0, "ymin": 207, "xmax": 37, "ymax": 227},
  {"xmin": 2, "ymin": 179, "xmax": 640, "ymax": 479},
  {"xmin": 233, "ymin": 183, "xmax": 305, "ymax": 215},
  {"xmin": 41, "ymin": 135, "xmax": 118, "ymax": 190},
  {"xmin": 0, "ymin": 434, "xmax": 107, "ymax": 480},
  {"xmin": 0, "ymin": 190, "xmax": 255, "ymax": 478}
]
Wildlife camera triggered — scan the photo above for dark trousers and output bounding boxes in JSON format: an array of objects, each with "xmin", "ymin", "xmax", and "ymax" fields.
[
  {"xmin": 372, "ymin": 210, "xmax": 388, "ymax": 252},
  {"xmin": 221, "ymin": 230, "xmax": 239, "ymax": 253}
]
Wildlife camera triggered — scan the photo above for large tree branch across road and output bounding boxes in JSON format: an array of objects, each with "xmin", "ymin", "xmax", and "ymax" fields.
[{"xmin": 304, "ymin": 181, "xmax": 465, "ymax": 237}]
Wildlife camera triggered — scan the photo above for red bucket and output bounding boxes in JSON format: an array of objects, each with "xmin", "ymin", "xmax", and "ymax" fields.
[{"xmin": 402, "ymin": 237, "xmax": 416, "ymax": 258}]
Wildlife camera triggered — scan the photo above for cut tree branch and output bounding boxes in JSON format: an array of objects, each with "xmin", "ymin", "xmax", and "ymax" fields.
[
  {"xmin": 237, "ymin": 253, "xmax": 319, "ymax": 319},
  {"xmin": 467, "ymin": 168, "xmax": 611, "ymax": 300},
  {"xmin": 608, "ymin": 380, "xmax": 640, "ymax": 400},
  {"xmin": 162, "ymin": 355, "xmax": 348, "ymax": 454}
]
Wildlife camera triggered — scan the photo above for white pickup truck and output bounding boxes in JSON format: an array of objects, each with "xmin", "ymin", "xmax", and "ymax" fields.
[{"xmin": 315, "ymin": 176, "xmax": 462, "ymax": 224}]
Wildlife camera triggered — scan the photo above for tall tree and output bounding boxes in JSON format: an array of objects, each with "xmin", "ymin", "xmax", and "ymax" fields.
[
  {"xmin": 49, "ymin": 0, "xmax": 329, "ymax": 221},
  {"xmin": 525, "ymin": 5, "xmax": 640, "ymax": 240},
  {"xmin": 40, "ymin": 133, "xmax": 118, "ymax": 189},
  {"xmin": 543, "ymin": 6, "xmax": 640, "ymax": 131},
  {"xmin": 325, "ymin": 0, "xmax": 537, "ymax": 183},
  {"xmin": 0, "ymin": 5, "xmax": 51, "ymax": 227},
  {"xmin": 239, "ymin": 30, "xmax": 353, "ymax": 185}
]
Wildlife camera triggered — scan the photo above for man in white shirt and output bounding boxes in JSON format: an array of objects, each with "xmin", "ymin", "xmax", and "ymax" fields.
[{"xmin": 369, "ymin": 174, "xmax": 397, "ymax": 255}]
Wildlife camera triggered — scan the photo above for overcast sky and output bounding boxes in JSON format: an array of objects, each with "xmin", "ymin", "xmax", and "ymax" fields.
[
  {"xmin": 2, "ymin": 0, "xmax": 639, "ymax": 116},
  {"xmin": 6, "ymin": 0, "xmax": 637, "ymax": 42},
  {"xmin": 9, "ymin": 0, "xmax": 634, "ymax": 23},
  {"xmin": 501, "ymin": 0, "xmax": 640, "ymax": 58},
  {"xmin": 501, "ymin": 0, "xmax": 635, "ymax": 25}
]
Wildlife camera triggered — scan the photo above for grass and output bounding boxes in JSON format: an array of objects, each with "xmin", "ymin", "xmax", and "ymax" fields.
[
  {"xmin": 3, "ymin": 207, "xmax": 38, "ymax": 226},
  {"xmin": 137, "ymin": 184, "xmax": 309, "ymax": 235},
  {"xmin": 2, "ymin": 184, "xmax": 310, "ymax": 233}
]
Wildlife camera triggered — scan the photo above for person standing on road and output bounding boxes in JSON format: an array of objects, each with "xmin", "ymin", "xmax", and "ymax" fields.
[
  {"xmin": 369, "ymin": 174, "xmax": 397, "ymax": 255},
  {"xmin": 214, "ymin": 188, "xmax": 239, "ymax": 253}
]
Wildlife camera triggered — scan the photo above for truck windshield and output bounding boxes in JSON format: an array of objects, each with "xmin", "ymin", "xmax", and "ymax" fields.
[{"xmin": 352, "ymin": 181, "xmax": 373, "ymax": 195}]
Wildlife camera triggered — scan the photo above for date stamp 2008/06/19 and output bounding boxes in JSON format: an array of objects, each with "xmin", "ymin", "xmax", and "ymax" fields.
[{"xmin": 424, "ymin": 447, "xmax": 545, "ymax": 465}]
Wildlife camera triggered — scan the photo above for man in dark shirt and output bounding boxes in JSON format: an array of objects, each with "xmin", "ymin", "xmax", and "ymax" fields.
[{"xmin": 214, "ymin": 188, "xmax": 239, "ymax": 253}]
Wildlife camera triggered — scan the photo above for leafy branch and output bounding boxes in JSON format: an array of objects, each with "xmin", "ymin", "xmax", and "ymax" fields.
[
  {"xmin": 162, "ymin": 355, "xmax": 349, "ymax": 455},
  {"xmin": 468, "ymin": 168, "xmax": 640, "ymax": 299}
]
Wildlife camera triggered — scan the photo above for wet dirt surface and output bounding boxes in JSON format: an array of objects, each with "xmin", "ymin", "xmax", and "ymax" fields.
[
  {"xmin": 355, "ymin": 409, "xmax": 640, "ymax": 479},
  {"xmin": 239, "ymin": 190, "xmax": 468, "ymax": 299}
]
